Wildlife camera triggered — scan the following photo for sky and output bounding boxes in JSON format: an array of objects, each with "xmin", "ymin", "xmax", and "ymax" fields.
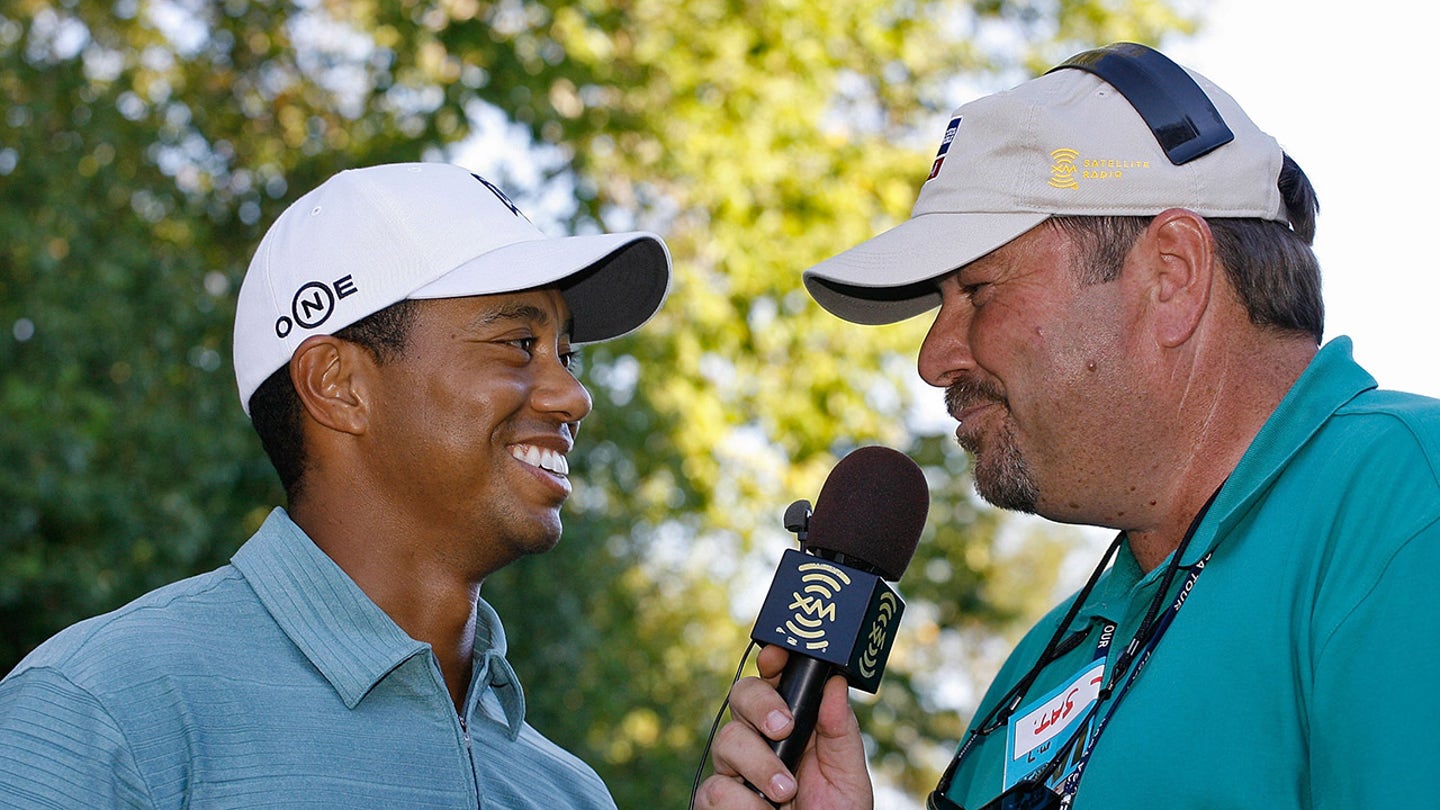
[{"xmin": 1166, "ymin": 0, "xmax": 1440, "ymax": 398}]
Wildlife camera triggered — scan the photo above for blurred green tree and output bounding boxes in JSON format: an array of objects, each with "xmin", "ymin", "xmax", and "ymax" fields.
[{"xmin": 0, "ymin": 0, "xmax": 1193, "ymax": 804}]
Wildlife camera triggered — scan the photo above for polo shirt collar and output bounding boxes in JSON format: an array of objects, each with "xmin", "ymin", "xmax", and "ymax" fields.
[
  {"xmin": 232, "ymin": 510, "xmax": 530, "ymax": 738},
  {"xmin": 1182, "ymin": 336, "xmax": 1375, "ymax": 565},
  {"xmin": 470, "ymin": 597, "xmax": 527, "ymax": 740},
  {"xmin": 1068, "ymin": 337, "xmax": 1376, "ymax": 626},
  {"xmin": 1087, "ymin": 536, "xmax": 1144, "ymax": 625},
  {"xmin": 232, "ymin": 510, "xmax": 430, "ymax": 709}
]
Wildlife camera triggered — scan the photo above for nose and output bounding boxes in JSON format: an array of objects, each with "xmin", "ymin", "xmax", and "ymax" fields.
[
  {"xmin": 917, "ymin": 276, "xmax": 976, "ymax": 388},
  {"xmin": 534, "ymin": 352, "xmax": 593, "ymax": 428}
]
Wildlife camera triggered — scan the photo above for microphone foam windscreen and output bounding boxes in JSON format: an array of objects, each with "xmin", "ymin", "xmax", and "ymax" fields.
[{"xmin": 806, "ymin": 446, "xmax": 929, "ymax": 581}]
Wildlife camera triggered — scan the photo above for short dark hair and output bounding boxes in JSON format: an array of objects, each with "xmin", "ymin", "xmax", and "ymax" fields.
[
  {"xmin": 247, "ymin": 299, "xmax": 420, "ymax": 503},
  {"xmin": 1209, "ymin": 154, "xmax": 1323, "ymax": 343},
  {"xmin": 1052, "ymin": 154, "xmax": 1323, "ymax": 344},
  {"xmin": 1054, "ymin": 152, "xmax": 1319, "ymax": 341}
]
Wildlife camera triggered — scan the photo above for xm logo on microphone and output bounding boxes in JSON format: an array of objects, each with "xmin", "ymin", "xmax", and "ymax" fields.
[
  {"xmin": 858, "ymin": 591, "xmax": 899, "ymax": 680},
  {"xmin": 783, "ymin": 563, "xmax": 853, "ymax": 653},
  {"xmin": 751, "ymin": 549, "xmax": 906, "ymax": 694}
]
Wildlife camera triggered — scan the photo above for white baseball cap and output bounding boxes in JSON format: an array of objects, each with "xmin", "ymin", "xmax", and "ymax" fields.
[
  {"xmin": 803, "ymin": 43, "xmax": 1287, "ymax": 325},
  {"xmin": 233, "ymin": 162, "xmax": 672, "ymax": 413}
]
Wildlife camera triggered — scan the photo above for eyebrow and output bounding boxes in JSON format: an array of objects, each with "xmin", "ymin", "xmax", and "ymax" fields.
[{"xmin": 471, "ymin": 302, "xmax": 575, "ymax": 337}]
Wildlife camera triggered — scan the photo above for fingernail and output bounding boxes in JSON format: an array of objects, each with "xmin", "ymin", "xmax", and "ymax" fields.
[
  {"xmin": 770, "ymin": 772, "xmax": 796, "ymax": 798},
  {"xmin": 763, "ymin": 710, "xmax": 791, "ymax": 736}
]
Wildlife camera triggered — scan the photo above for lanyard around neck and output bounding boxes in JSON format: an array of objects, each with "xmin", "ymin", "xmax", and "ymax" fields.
[
  {"xmin": 1020, "ymin": 484, "xmax": 1224, "ymax": 801},
  {"xmin": 1049, "ymin": 548, "xmax": 1212, "ymax": 803},
  {"xmin": 933, "ymin": 483, "xmax": 1225, "ymax": 805}
]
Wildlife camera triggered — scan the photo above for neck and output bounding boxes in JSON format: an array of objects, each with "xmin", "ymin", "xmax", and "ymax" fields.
[
  {"xmin": 289, "ymin": 493, "xmax": 484, "ymax": 712},
  {"xmin": 1122, "ymin": 332, "xmax": 1317, "ymax": 572}
]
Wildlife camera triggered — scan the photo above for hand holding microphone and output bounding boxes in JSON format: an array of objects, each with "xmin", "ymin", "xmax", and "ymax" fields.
[{"xmin": 695, "ymin": 446, "xmax": 928, "ymax": 809}]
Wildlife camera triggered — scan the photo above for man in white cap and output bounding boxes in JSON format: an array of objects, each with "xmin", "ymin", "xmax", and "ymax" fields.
[
  {"xmin": 698, "ymin": 43, "xmax": 1440, "ymax": 809},
  {"xmin": 0, "ymin": 163, "xmax": 671, "ymax": 808}
]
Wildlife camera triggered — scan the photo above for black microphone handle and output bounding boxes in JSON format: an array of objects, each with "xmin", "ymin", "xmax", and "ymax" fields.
[{"xmin": 770, "ymin": 654, "xmax": 834, "ymax": 771}]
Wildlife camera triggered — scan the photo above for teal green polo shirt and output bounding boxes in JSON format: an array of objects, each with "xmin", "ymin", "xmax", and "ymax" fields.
[
  {"xmin": 0, "ymin": 509, "xmax": 616, "ymax": 809},
  {"xmin": 941, "ymin": 337, "xmax": 1440, "ymax": 809}
]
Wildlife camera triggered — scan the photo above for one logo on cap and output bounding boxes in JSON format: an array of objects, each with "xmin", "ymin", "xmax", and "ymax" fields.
[
  {"xmin": 274, "ymin": 274, "xmax": 358, "ymax": 338},
  {"xmin": 781, "ymin": 562, "xmax": 852, "ymax": 653},
  {"xmin": 471, "ymin": 173, "xmax": 531, "ymax": 222},
  {"xmin": 928, "ymin": 115, "xmax": 963, "ymax": 180},
  {"xmin": 1049, "ymin": 148, "xmax": 1079, "ymax": 190}
]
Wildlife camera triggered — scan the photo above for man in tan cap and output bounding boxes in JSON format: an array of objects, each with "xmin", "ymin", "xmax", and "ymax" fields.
[{"xmin": 699, "ymin": 42, "xmax": 1440, "ymax": 810}]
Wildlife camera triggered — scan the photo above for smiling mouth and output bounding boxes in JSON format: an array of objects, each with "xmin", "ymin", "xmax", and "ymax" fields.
[
  {"xmin": 510, "ymin": 444, "xmax": 570, "ymax": 476},
  {"xmin": 945, "ymin": 379, "xmax": 1008, "ymax": 427},
  {"xmin": 948, "ymin": 401, "xmax": 981, "ymax": 423}
]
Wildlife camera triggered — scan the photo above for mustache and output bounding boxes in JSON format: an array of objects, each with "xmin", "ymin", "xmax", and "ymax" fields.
[{"xmin": 944, "ymin": 377, "xmax": 1007, "ymax": 419}]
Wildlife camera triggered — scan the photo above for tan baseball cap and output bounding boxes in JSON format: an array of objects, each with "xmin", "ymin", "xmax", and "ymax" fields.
[{"xmin": 803, "ymin": 43, "xmax": 1286, "ymax": 325}]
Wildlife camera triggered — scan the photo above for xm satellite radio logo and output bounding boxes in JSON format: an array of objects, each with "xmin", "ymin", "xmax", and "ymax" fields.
[
  {"xmin": 1049, "ymin": 148, "xmax": 1080, "ymax": 190},
  {"xmin": 857, "ymin": 590, "xmax": 899, "ymax": 680},
  {"xmin": 781, "ymin": 562, "xmax": 852, "ymax": 653},
  {"xmin": 752, "ymin": 548, "xmax": 904, "ymax": 693}
]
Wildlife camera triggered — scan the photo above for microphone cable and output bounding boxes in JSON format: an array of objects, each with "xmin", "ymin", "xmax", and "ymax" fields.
[{"xmin": 689, "ymin": 639, "xmax": 759, "ymax": 808}]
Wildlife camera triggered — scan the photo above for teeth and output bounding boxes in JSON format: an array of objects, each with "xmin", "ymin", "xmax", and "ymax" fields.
[
  {"xmin": 549, "ymin": 451, "xmax": 569, "ymax": 475},
  {"xmin": 511, "ymin": 444, "xmax": 569, "ymax": 476}
]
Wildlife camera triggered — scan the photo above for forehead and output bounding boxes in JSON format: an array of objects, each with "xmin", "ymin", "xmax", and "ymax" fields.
[
  {"xmin": 957, "ymin": 221, "xmax": 1074, "ymax": 278},
  {"xmin": 416, "ymin": 288, "xmax": 574, "ymax": 332},
  {"xmin": 472, "ymin": 288, "xmax": 571, "ymax": 325}
]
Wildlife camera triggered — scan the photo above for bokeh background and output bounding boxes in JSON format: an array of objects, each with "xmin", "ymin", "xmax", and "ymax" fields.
[{"xmin": 3, "ymin": 1, "xmax": 1432, "ymax": 806}]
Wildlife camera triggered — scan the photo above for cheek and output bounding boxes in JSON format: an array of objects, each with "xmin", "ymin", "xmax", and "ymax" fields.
[
  {"xmin": 969, "ymin": 306, "xmax": 1049, "ymax": 376},
  {"xmin": 984, "ymin": 319, "xmax": 1102, "ymax": 417},
  {"xmin": 1042, "ymin": 298, "xmax": 1127, "ymax": 370},
  {"xmin": 397, "ymin": 374, "xmax": 509, "ymax": 449}
]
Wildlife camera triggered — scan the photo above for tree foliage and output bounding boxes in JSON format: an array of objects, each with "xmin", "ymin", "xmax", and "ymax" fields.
[{"xmin": 0, "ymin": 0, "xmax": 1193, "ymax": 804}]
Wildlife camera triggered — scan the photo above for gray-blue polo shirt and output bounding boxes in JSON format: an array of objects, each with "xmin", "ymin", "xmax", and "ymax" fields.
[{"xmin": 0, "ymin": 509, "xmax": 616, "ymax": 809}]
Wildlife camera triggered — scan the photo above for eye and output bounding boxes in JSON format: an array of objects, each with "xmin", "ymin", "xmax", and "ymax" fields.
[
  {"xmin": 560, "ymin": 347, "xmax": 583, "ymax": 375},
  {"xmin": 502, "ymin": 336, "xmax": 539, "ymax": 355},
  {"xmin": 959, "ymin": 281, "xmax": 987, "ymax": 300}
]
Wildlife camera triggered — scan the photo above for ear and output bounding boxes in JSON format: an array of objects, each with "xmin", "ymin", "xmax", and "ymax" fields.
[
  {"xmin": 1139, "ymin": 208, "xmax": 1216, "ymax": 348},
  {"xmin": 290, "ymin": 335, "xmax": 372, "ymax": 436}
]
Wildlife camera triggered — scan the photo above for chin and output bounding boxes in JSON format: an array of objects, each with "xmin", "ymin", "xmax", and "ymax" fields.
[{"xmin": 526, "ymin": 519, "xmax": 564, "ymax": 555}]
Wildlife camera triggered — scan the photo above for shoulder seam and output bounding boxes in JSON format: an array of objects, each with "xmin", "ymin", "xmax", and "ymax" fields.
[
  {"xmin": 1315, "ymin": 513, "xmax": 1440, "ymax": 667},
  {"xmin": 3, "ymin": 665, "xmax": 162, "ymax": 807}
]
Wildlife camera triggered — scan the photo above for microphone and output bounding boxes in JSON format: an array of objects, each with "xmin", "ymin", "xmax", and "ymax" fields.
[{"xmin": 750, "ymin": 446, "xmax": 929, "ymax": 772}]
